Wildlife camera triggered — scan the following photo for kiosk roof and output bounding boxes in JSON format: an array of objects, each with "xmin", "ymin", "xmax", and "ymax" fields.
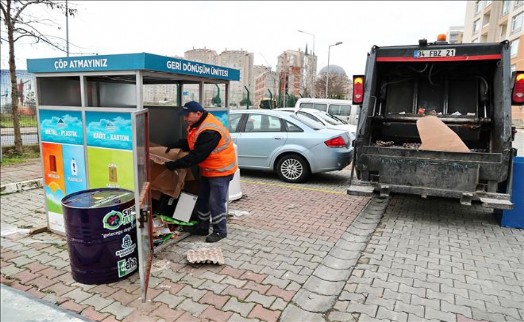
[{"xmin": 27, "ymin": 52, "xmax": 240, "ymax": 82}]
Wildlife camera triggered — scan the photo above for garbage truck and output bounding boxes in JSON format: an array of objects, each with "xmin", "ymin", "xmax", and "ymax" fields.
[{"xmin": 348, "ymin": 35, "xmax": 520, "ymax": 209}]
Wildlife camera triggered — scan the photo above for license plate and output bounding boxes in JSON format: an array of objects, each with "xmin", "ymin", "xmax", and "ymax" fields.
[{"xmin": 414, "ymin": 49, "xmax": 456, "ymax": 58}]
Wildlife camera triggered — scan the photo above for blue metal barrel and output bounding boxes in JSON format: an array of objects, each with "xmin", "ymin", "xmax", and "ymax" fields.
[{"xmin": 61, "ymin": 188, "xmax": 138, "ymax": 284}]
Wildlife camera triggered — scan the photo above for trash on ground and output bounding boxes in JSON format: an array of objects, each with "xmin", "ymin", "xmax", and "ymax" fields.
[
  {"xmin": 228, "ymin": 209, "xmax": 250, "ymax": 218},
  {"xmin": 151, "ymin": 259, "xmax": 171, "ymax": 273},
  {"xmin": 152, "ymin": 212, "xmax": 196, "ymax": 247}
]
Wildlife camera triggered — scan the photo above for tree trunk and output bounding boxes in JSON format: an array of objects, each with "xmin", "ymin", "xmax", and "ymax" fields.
[{"xmin": 6, "ymin": 4, "xmax": 23, "ymax": 154}]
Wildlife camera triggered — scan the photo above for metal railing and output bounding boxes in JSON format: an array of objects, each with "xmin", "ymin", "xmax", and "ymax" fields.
[{"xmin": 0, "ymin": 112, "xmax": 39, "ymax": 147}]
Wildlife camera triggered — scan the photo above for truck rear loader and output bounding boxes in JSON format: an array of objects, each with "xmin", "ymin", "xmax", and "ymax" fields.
[{"xmin": 348, "ymin": 36, "xmax": 520, "ymax": 209}]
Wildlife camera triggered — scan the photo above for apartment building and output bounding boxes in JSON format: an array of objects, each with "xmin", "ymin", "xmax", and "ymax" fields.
[
  {"xmin": 182, "ymin": 48, "xmax": 255, "ymax": 107},
  {"xmin": 447, "ymin": 26, "xmax": 464, "ymax": 44},
  {"xmin": 463, "ymin": 0, "xmax": 524, "ymax": 125},
  {"xmin": 184, "ymin": 48, "xmax": 218, "ymax": 65},
  {"xmin": 253, "ymin": 66, "xmax": 278, "ymax": 108},
  {"xmin": 276, "ymin": 49, "xmax": 317, "ymax": 99},
  {"xmin": 252, "ymin": 48, "xmax": 316, "ymax": 108},
  {"xmin": 183, "ymin": 48, "xmax": 220, "ymax": 106},
  {"xmin": 145, "ymin": 46, "xmax": 316, "ymax": 108},
  {"xmin": 218, "ymin": 50, "xmax": 254, "ymax": 107}
]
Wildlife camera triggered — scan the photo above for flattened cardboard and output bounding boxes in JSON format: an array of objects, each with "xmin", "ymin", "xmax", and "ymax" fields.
[
  {"xmin": 149, "ymin": 146, "xmax": 188, "ymax": 199},
  {"xmin": 151, "ymin": 190, "xmax": 162, "ymax": 201},
  {"xmin": 416, "ymin": 116, "xmax": 470, "ymax": 153}
]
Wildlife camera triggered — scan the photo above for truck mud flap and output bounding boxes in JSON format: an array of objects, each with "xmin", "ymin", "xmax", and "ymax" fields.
[{"xmin": 379, "ymin": 158, "xmax": 479, "ymax": 193}]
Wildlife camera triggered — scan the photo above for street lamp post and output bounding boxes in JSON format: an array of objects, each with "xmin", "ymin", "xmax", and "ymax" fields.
[
  {"xmin": 326, "ymin": 41, "xmax": 343, "ymax": 98},
  {"xmin": 297, "ymin": 30, "xmax": 315, "ymax": 55},
  {"xmin": 65, "ymin": 0, "xmax": 69, "ymax": 56}
]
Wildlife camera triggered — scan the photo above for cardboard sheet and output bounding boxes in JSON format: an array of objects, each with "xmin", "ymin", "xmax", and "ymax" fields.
[
  {"xmin": 416, "ymin": 116, "xmax": 470, "ymax": 153},
  {"xmin": 149, "ymin": 146, "xmax": 188, "ymax": 199}
]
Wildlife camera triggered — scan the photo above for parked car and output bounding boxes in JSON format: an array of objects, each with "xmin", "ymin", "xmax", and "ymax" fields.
[
  {"xmin": 228, "ymin": 109, "xmax": 353, "ymax": 183},
  {"xmin": 294, "ymin": 98, "xmax": 360, "ymax": 125},
  {"xmin": 275, "ymin": 107, "xmax": 357, "ymax": 143}
]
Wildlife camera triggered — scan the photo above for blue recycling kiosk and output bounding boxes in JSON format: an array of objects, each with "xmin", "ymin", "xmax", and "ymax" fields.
[{"xmin": 27, "ymin": 53, "xmax": 240, "ymax": 299}]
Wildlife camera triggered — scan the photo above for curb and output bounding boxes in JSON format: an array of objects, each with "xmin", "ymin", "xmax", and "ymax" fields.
[
  {"xmin": 0, "ymin": 178, "xmax": 43, "ymax": 195},
  {"xmin": 281, "ymin": 195, "xmax": 391, "ymax": 319},
  {"xmin": 1, "ymin": 284, "xmax": 89, "ymax": 322}
]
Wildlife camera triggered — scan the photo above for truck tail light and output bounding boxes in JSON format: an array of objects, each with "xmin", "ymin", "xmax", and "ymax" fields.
[
  {"xmin": 325, "ymin": 136, "xmax": 346, "ymax": 148},
  {"xmin": 512, "ymin": 71, "xmax": 524, "ymax": 105},
  {"xmin": 353, "ymin": 75, "xmax": 364, "ymax": 105}
]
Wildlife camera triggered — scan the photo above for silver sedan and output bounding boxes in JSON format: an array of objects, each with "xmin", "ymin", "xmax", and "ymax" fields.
[{"xmin": 229, "ymin": 109, "xmax": 353, "ymax": 183}]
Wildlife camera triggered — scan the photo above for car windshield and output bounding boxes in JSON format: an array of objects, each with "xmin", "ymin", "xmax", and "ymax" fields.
[
  {"xmin": 330, "ymin": 114, "xmax": 348, "ymax": 124},
  {"xmin": 289, "ymin": 113, "xmax": 325, "ymax": 130},
  {"xmin": 315, "ymin": 111, "xmax": 346, "ymax": 125}
]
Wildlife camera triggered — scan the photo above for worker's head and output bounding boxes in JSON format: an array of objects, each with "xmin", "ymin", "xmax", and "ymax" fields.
[{"xmin": 180, "ymin": 101, "xmax": 205, "ymax": 126}]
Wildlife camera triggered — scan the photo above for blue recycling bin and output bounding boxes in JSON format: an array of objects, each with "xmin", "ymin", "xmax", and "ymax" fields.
[{"xmin": 501, "ymin": 156, "xmax": 524, "ymax": 229}]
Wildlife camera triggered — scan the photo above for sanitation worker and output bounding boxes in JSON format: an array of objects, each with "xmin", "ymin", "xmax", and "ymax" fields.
[{"xmin": 164, "ymin": 101, "xmax": 237, "ymax": 243}]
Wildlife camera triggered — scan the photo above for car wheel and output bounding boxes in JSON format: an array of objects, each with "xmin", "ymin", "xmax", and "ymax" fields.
[{"xmin": 276, "ymin": 154, "xmax": 310, "ymax": 183}]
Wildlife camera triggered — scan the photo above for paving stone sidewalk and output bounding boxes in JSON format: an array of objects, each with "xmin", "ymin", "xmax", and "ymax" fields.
[
  {"xmin": 1, "ymin": 166, "xmax": 373, "ymax": 321},
  {"xmin": 329, "ymin": 195, "xmax": 524, "ymax": 322},
  {"xmin": 1, "ymin": 159, "xmax": 43, "ymax": 194},
  {"xmin": 2, "ymin": 160, "xmax": 523, "ymax": 322}
]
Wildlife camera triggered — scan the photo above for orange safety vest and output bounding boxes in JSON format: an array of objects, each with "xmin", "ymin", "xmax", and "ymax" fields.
[{"xmin": 187, "ymin": 113, "xmax": 238, "ymax": 177}]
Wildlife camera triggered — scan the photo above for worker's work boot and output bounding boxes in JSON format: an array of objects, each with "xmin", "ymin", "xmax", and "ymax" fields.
[
  {"xmin": 184, "ymin": 220, "xmax": 209, "ymax": 236},
  {"xmin": 205, "ymin": 232, "xmax": 226, "ymax": 243}
]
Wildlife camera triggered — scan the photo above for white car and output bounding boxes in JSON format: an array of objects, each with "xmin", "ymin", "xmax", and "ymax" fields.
[{"xmin": 275, "ymin": 107, "xmax": 356, "ymax": 143}]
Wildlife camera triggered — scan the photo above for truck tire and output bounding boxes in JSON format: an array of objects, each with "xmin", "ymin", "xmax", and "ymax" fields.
[{"xmin": 276, "ymin": 154, "xmax": 310, "ymax": 183}]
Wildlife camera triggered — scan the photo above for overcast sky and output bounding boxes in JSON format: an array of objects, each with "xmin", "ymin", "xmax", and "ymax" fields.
[{"xmin": 2, "ymin": 1, "xmax": 467, "ymax": 78}]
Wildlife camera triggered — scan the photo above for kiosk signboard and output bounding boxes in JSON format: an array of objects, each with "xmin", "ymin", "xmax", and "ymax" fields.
[
  {"xmin": 39, "ymin": 109, "xmax": 87, "ymax": 232},
  {"xmin": 85, "ymin": 111, "xmax": 135, "ymax": 190},
  {"xmin": 27, "ymin": 53, "xmax": 240, "ymax": 81}
]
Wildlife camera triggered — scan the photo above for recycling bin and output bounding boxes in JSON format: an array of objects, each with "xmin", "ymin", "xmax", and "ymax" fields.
[
  {"xmin": 229, "ymin": 143, "xmax": 242, "ymax": 201},
  {"xmin": 61, "ymin": 188, "xmax": 138, "ymax": 284},
  {"xmin": 501, "ymin": 156, "xmax": 524, "ymax": 229}
]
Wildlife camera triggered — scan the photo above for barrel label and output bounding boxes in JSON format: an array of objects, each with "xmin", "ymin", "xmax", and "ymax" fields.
[
  {"xmin": 102, "ymin": 205, "xmax": 136, "ymax": 230},
  {"xmin": 115, "ymin": 234, "xmax": 136, "ymax": 258},
  {"xmin": 117, "ymin": 257, "xmax": 137, "ymax": 277}
]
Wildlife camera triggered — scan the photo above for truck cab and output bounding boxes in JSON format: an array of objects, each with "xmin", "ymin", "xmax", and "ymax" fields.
[{"xmin": 348, "ymin": 36, "xmax": 519, "ymax": 209}]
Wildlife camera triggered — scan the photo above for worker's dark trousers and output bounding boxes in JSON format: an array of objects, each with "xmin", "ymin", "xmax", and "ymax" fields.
[{"xmin": 195, "ymin": 174, "xmax": 233, "ymax": 236}]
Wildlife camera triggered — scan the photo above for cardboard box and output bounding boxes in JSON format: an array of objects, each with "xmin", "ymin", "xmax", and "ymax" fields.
[
  {"xmin": 149, "ymin": 146, "xmax": 188, "ymax": 199},
  {"xmin": 151, "ymin": 190, "xmax": 162, "ymax": 201}
]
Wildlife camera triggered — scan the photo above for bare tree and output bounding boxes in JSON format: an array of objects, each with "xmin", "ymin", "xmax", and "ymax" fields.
[
  {"xmin": 1, "ymin": 0, "xmax": 76, "ymax": 154},
  {"xmin": 314, "ymin": 73, "xmax": 351, "ymax": 99}
]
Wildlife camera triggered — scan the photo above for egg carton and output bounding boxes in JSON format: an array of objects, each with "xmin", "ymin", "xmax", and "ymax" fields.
[{"xmin": 187, "ymin": 247, "xmax": 224, "ymax": 265}]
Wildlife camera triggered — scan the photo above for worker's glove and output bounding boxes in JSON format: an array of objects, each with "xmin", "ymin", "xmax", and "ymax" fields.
[
  {"xmin": 165, "ymin": 145, "xmax": 177, "ymax": 154},
  {"xmin": 164, "ymin": 161, "xmax": 180, "ymax": 171}
]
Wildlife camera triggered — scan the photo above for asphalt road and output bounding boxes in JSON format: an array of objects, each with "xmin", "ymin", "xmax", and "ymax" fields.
[{"xmin": 0, "ymin": 133, "xmax": 39, "ymax": 146}]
